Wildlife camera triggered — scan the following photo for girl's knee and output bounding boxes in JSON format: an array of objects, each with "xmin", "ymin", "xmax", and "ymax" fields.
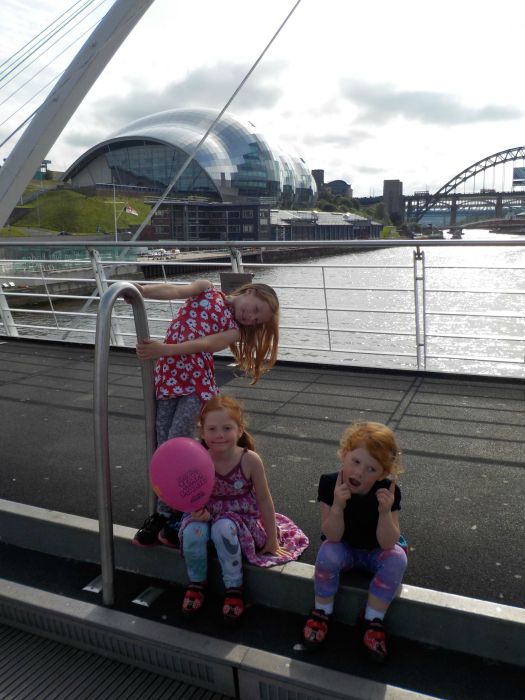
[
  {"xmin": 210, "ymin": 518, "xmax": 238, "ymax": 544},
  {"xmin": 379, "ymin": 545, "xmax": 408, "ymax": 576},
  {"xmin": 315, "ymin": 541, "xmax": 348, "ymax": 571},
  {"xmin": 182, "ymin": 521, "xmax": 210, "ymax": 546}
]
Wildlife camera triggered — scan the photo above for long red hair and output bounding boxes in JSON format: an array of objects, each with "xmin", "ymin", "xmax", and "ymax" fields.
[{"xmin": 228, "ymin": 283, "xmax": 279, "ymax": 384}]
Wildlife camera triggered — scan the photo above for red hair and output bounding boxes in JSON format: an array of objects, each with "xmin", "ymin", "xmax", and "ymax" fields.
[
  {"xmin": 338, "ymin": 422, "xmax": 403, "ymax": 476},
  {"xmin": 199, "ymin": 394, "xmax": 255, "ymax": 450}
]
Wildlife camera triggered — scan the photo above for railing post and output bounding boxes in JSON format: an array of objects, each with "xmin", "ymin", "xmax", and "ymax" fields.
[
  {"xmin": 93, "ymin": 281, "xmax": 156, "ymax": 606},
  {"xmin": 229, "ymin": 247, "xmax": 244, "ymax": 272},
  {"xmin": 321, "ymin": 266, "xmax": 332, "ymax": 351},
  {"xmin": 40, "ymin": 261, "xmax": 59, "ymax": 330},
  {"xmin": 88, "ymin": 248, "xmax": 126, "ymax": 346},
  {"xmin": 412, "ymin": 247, "xmax": 427, "ymax": 370},
  {"xmin": 0, "ymin": 286, "xmax": 19, "ymax": 337}
]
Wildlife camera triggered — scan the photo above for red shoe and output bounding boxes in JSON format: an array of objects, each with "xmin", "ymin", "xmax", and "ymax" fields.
[
  {"xmin": 302, "ymin": 609, "xmax": 330, "ymax": 651},
  {"xmin": 358, "ymin": 613, "xmax": 388, "ymax": 663},
  {"xmin": 222, "ymin": 587, "xmax": 244, "ymax": 625},
  {"xmin": 181, "ymin": 582, "xmax": 206, "ymax": 615}
]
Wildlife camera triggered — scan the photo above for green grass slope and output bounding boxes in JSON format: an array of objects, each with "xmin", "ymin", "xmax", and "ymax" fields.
[{"xmin": 14, "ymin": 189, "xmax": 150, "ymax": 233}]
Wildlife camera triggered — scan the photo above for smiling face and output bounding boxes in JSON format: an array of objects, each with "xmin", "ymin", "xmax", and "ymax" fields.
[
  {"xmin": 201, "ymin": 408, "xmax": 243, "ymax": 454},
  {"xmin": 340, "ymin": 445, "xmax": 386, "ymax": 495},
  {"xmin": 232, "ymin": 288, "xmax": 273, "ymax": 327}
]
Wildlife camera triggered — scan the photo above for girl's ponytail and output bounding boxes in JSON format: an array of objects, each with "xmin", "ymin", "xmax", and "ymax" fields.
[{"xmin": 237, "ymin": 428, "xmax": 256, "ymax": 451}]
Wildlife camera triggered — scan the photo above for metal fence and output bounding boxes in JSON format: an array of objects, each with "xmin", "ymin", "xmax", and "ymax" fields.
[{"xmin": 0, "ymin": 239, "xmax": 524, "ymax": 378}]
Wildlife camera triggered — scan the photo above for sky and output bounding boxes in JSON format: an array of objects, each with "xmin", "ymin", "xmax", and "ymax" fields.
[{"xmin": 1, "ymin": 0, "xmax": 525, "ymax": 197}]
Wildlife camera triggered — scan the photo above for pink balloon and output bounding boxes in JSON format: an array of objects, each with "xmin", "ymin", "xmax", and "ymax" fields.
[{"xmin": 149, "ymin": 437, "xmax": 215, "ymax": 512}]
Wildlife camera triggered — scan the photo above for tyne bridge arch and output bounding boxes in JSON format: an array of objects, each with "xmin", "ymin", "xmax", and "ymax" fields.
[{"xmin": 406, "ymin": 147, "xmax": 525, "ymax": 224}]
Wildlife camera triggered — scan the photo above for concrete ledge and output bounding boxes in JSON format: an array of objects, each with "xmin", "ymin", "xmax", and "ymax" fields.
[
  {"xmin": 1, "ymin": 498, "xmax": 524, "ymax": 667},
  {"xmin": 0, "ymin": 579, "xmax": 436, "ymax": 700}
]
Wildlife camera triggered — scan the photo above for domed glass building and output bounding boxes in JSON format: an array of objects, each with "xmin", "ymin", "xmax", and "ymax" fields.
[{"xmin": 62, "ymin": 108, "xmax": 317, "ymax": 207}]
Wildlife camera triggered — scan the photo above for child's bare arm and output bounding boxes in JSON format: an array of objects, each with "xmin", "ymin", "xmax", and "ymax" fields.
[
  {"xmin": 136, "ymin": 279, "xmax": 213, "ymax": 300},
  {"xmin": 375, "ymin": 480, "xmax": 400, "ymax": 549},
  {"xmin": 320, "ymin": 470, "xmax": 348, "ymax": 542},
  {"xmin": 136, "ymin": 328, "xmax": 240, "ymax": 360},
  {"xmin": 248, "ymin": 452, "xmax": 289, "ymax": 557},
  {"xmin": 320, "ymin": 501, "xmax": 345, "ymax": 542}
]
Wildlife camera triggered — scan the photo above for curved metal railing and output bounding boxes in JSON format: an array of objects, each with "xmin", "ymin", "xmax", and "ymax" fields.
[{"xmin": 93, "ymin": 281, "xmax": 156, "ymax": 605}]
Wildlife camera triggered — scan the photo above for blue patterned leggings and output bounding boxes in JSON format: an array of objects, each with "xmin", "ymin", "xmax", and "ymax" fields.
[
  {"xmin": 314, "ymin": 540, "xmax": 407, "ymax": 604},
  {"xmin": 182, "ymin": 518, "xmax": 243, "ymax": 588},
  {"xmin": 155, "ymin": 394, "xmax": 201, "ymax": 517}
]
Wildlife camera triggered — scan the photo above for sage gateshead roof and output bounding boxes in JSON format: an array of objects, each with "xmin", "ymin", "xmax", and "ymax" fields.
[{"xmin": 62, "ymin": 108, "xmax": 317, "ymax": 207}]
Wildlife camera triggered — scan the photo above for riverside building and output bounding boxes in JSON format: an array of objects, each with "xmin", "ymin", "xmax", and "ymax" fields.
[
  {"xmin": 138, "ymin": 200, "xmax": 380, "ymax": 242},
  {"xmin": 62, "ymin": 107, "xmax": 378, "ymax": 241}
]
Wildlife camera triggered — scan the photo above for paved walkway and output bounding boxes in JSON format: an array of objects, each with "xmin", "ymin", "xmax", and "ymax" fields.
[{"xmin": 1, "ymin": 338, "xmax": 524, "ymax": 608}]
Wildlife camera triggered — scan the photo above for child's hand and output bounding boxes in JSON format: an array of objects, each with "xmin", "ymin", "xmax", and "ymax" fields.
[
  {"xmin": 190, "ymin": 507, "xmax": 211, "ymax": 522},
  {"xmin": 376, "ymin": 479, "xmax": 396, "ymax": 514},
  {"xmin": 136, "ymin": 339, "xmax": 166, "ymax": 360},
  {"xmin": 122, "ymin": 283, "xmax": 145, "ymax": 305},
  {"xmin": 333, "ymin": 468, "xmax": 351, "ymax": 508},
  {"xmin": 261, "ymin": 542, "xmax": 291, "ymax": 559}
]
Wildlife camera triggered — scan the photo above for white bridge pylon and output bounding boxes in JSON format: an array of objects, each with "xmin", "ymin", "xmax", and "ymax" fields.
[{"xmin": 0, "ymin": 0, "xmax": 156, "ymax": 230}]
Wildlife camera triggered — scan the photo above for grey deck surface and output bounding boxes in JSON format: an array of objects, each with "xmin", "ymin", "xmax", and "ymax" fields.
[
  {"xmin": 1, "ymin": 337, "xmax": 524, "ymax": 607},
  {"xmin": 0, "ymin": 623, "xmax": 232, "ymax": 700}
]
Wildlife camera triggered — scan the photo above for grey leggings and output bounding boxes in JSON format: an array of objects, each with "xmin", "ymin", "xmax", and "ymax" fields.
[{"xmin": 155, "ymin": 394, "xmax": 201, "ymax": 517}]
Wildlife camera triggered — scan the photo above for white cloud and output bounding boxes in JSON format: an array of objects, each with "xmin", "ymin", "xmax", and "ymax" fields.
[
  {"xmin": 341, "ymin": 79, "xmax": 522, "ymax": 126},
  {"xmin": 1, "ymin": 0, "xmax": 525, "ymax": 196}
]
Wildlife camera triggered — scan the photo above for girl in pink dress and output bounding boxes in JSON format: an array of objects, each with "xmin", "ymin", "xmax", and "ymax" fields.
[
  {"xmin": 179, "ymin": 394, "xmax": 309, "ymax": 623},
  {"xmin": 132, "ymin": 279, "xmax": 280, "ymax": 548}
]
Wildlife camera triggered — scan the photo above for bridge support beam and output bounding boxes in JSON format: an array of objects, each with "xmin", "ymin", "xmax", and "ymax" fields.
[
  {"xmin": 495, "ymin": 194, "xmax": 503, "ymax": 219},
  {"xmin": 449, "ymin": 195, "xmax": 458, "ymax": 225}
]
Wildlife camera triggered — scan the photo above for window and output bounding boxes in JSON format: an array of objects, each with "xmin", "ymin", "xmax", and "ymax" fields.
[{"xmin": 242, "ymin": 224, "xmax": 253, "ymax": 233}]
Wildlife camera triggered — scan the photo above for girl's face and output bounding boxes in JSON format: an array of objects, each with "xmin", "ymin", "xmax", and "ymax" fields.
[
  {"xmin": 201, "ymin": 409, "xmax": 243, "ymax": 453},
  {"xmin": 340, "ymin": 445, "xmax": 386, "ymax": 495},
  {"xmin": 233, "ymin": 289, "xmax": 272, "ymax": 326}
]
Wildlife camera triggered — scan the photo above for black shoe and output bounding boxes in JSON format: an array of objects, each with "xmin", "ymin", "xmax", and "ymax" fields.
[
  {"xmin": 357, "ymin": 612, "xmax": 388, "ymax": 663},
  {"xmin": 158, "ymin": 512, "xmax": 182, "ymax": 548},
  {"xmin": 132, "ymin": 513, "xmax": 167, "ymax": 547}
]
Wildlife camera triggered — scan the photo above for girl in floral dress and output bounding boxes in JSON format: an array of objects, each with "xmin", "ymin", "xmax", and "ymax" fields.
[
  {"xmin": 179, "ymin": 394, "xmax": 309, "ymax": 623},
  {"xmin": 132, "ymin": 279, "xmax": 280, "ymax": 548}
]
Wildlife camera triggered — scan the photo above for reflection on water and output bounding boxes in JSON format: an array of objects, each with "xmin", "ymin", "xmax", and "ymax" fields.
[{"xmin": 10, "ymin": 230, "xmax": 525, "ymax": 378}]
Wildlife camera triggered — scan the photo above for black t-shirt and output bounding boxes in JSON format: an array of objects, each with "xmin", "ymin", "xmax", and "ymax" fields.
[{"xmin": 318, "ymin": 472, "xmax": 401, "ymax": 550}]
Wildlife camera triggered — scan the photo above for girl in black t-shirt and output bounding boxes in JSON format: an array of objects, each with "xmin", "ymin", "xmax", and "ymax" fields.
[{"xmin": 302, "ymin": 422, "xmax": 407, "ymax": 663}]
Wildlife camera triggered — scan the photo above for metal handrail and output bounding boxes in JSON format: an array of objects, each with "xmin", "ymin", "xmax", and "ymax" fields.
[
  {"xmin": 93, "ymin": 282, "xmax": 156, "ymax": 605},
  {"xmin": 1, "ymin": 238, "xmax": 524, "ymax": 377}
]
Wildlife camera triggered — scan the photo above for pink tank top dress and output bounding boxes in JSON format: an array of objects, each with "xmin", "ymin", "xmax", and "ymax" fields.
[
  {"xmin": 154, "ymin": 287, "xmax": 239, "ymax": 402},
  {"xmin": 181, "ymin": 450, "xmax": 309, "ymax": 567}
]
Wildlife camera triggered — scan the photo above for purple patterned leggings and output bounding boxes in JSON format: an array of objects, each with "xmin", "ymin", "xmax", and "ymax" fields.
[{"xmin": 314, "ymin": 540, "xmax": 407, "ymax": 603}]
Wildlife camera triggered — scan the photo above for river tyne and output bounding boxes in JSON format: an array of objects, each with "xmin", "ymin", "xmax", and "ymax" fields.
[
  {"xmin": 139, "ymin": 228, "xmax": 525, "ymax": 379},
  {"xmin": 10, "ymin": 227, "xmax": 525, "ymax": 379}
]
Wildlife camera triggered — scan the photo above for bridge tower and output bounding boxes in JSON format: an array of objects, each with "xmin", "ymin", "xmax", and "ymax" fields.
[
  {"xmin": 495, "ymin": 194, "xmax": 503, "ymax": 219},
  {"xmin": 383, "ymin": 179, "xmax": 404, "ymax": 224},
  {"xmin": 450, "ymin": 194, "xmax": 458, "ymax": 225}
]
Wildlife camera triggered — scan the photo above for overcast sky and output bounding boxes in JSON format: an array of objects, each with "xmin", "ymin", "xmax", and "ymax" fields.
[{"xmin": 1, "ymin": 0, "xmax": 525, "ymax": 197}]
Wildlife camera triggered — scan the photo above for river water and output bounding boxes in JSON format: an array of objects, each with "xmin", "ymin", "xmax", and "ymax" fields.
[{"xmin": 9, "ymin": 229, "xmax": 525, "ymax": 378}]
